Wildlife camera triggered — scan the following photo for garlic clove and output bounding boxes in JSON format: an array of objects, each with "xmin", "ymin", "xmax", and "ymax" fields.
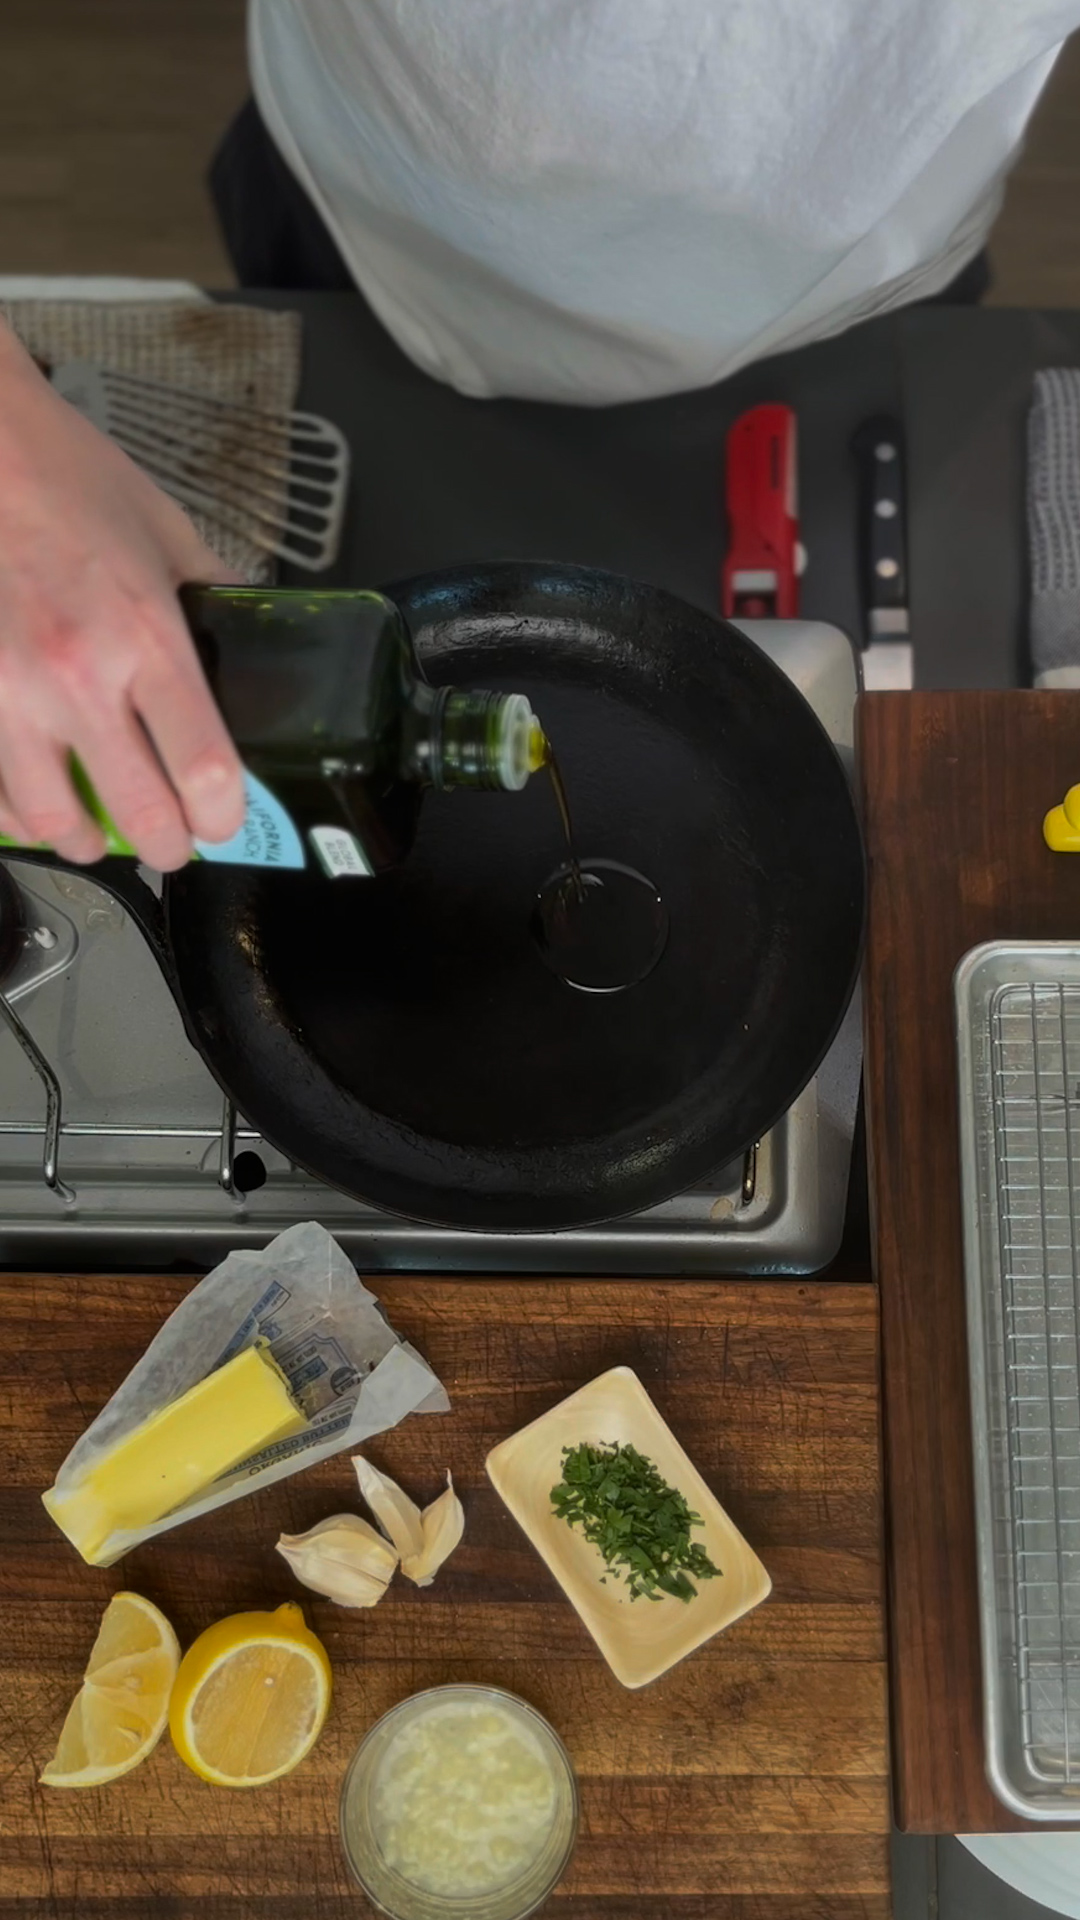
[
  {"xmin": 276, "ymin": 1511, "xmax": 399, "ymax": 1609},
  {"xmin": 353, "ymin": 1455, "xmax": 425, "ymax": 1561},
  {"xmin": 280, "ymin": 1554, "xmax": 389, "ymax": 1609},
  {"xmin": 280, "ymin": 1510, "xmax": 398, "ymax": 1575},
  {"xmin": 401, "ymin": 1471, "xmax": 465, "ymax": 1587}
]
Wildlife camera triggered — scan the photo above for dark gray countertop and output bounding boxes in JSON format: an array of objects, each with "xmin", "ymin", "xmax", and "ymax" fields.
[
  {"xmin": 222, "ymin": 292, "xmax": 1080, "ymax": 689},
  {"xmin": 221, "ymin": 286, "xmax": 899, "ymax": 647}
]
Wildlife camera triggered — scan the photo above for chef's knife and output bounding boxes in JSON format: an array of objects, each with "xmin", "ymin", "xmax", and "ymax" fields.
[{"xmin": 851, "ymin": 414, "xmax": 913, "ymax": 690}]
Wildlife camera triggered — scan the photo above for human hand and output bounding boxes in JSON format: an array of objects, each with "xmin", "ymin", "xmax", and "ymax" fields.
[{"xmin": 0, "ymin": 320, "xmax": 246, "ymax": 869}]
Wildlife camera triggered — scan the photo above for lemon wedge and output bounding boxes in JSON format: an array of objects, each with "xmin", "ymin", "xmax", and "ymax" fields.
[
  {"xmin": 169, "ymin": 1602, "xmax": 331, "ymax": 1788},
  {"xmin": 40, "ymin": 1591, "xmax": 180, "ymax": 1789}
]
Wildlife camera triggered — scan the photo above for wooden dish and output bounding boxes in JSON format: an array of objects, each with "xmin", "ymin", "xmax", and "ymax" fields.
[{"xmin": 485, "ymin": 1365, "xmax": 771, "ymax": 1688}]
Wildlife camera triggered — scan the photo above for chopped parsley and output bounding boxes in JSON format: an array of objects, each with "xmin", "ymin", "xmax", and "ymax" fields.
[{"xmin": 550, "ymin": 1440, "xmax": 721, "ymax": 1602}]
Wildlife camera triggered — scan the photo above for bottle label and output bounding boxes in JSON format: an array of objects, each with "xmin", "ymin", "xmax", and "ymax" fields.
[
  {"xmin": 194, "ymin": 772, "xmax": 306, "ymax": 870},
  {"xmin": 309, "ymin": 825, "xmax": 374, "ymax": 879}
]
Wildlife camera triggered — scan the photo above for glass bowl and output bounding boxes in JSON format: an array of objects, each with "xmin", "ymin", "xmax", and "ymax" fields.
[{"xmin": 339, "ymin": 1684, "xmax": 579, "ymax": 1920}]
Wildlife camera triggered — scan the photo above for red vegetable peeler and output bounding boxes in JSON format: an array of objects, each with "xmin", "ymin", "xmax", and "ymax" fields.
[{"xmin": 721, "ymin": 403, "xmax": 804, "ymax": 619}]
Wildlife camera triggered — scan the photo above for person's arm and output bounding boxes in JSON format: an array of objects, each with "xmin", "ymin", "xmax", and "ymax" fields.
[{"xmin": 0, "ymin": 316, "xmax": 245, "ymax": 869}]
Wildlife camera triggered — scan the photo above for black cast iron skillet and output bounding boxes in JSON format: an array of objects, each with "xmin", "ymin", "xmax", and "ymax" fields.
[{"xmin": 21, "ymin": 563, "xmax": 865, "ymax": 1231}]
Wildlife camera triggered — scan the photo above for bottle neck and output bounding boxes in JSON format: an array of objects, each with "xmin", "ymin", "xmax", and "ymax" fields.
[{"xmin": 406, "ymin": 687, "xmax": 546, "ymax": 792}]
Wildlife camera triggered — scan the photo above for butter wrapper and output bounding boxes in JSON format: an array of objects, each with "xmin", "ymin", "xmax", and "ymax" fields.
[{"xmin": 43, "ymin": 1221, "xmax": 449, "ymax": 1565}]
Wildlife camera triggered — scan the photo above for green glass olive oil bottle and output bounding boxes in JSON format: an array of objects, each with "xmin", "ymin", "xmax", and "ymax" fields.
[{"xmin": 3, "ymin": 586, "xmax": 548, "ymax": 879}]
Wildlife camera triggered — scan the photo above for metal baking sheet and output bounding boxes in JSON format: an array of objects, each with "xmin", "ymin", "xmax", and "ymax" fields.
[{"xmin": 956, "ymin": 942, "xmax": 1080, "ymax": 1820}]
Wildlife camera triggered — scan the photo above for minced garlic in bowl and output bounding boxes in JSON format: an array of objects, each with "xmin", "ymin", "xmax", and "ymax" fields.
[{"xmin": 339, "ymin": 1685, "xmax": 579, "ymax": 1920}]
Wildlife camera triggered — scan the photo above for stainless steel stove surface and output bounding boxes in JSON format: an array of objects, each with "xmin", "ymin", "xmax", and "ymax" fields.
[{"xmin": 0, "ymin": 620, "xmax": 860, "ymax": 1273}]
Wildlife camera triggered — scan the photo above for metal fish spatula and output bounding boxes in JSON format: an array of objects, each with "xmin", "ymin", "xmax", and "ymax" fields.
[{"xmin": 48, "ymin": 359, "xmax": 350, "ymax": 572}]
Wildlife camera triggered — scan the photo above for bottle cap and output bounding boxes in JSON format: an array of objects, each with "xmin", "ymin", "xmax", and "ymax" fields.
[{"xmin": 496, "ymin": 694, "xmax": 542, "ymax": 791}]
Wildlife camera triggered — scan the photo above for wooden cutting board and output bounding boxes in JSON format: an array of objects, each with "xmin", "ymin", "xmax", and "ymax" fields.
[
  {"xmin": 0, "ymin": 1271, "xmax": 888, "ymax": 1919},
  {"xmin": 861, "ymin": 689, "xmax": 1080, "ymax": 1834}
]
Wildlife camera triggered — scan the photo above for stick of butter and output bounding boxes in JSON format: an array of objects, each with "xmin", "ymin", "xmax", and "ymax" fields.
[{"xmin": 42, "ymin": 1344, "xmax": 305, "ymax": 1566}]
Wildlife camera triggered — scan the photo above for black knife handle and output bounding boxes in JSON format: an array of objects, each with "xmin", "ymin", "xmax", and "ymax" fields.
[{"xmin": 851, "ymin": 415, "xmax": 908, "ymax": 632}]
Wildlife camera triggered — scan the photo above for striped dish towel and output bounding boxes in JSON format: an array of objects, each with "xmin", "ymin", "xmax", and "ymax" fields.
[
  {"xmin": 1029, "ymin": 369, "xmax": 1080, "ymax": 688},
  {"xmin": 0, "ymin": 290, "xmax": 302, "ymax": 584}
]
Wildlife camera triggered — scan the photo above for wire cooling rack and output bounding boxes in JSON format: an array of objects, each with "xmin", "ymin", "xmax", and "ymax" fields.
[{"xmin": 959, "ymin": 951, "xmax": 1080, "ymax": 1815}]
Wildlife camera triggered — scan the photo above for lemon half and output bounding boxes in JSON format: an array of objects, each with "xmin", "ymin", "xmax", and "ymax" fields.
[
  {"xmin": 40, "ymin": 1591, "xmax": 181, "ymax": 1789},
  {"xmin": 169, "ymin": 1602, "xmax": 331, "ymax": 1788}
]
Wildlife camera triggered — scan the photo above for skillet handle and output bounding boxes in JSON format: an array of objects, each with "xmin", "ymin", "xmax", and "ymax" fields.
[{"xmin": 7, "ymin": 850, "xmax": 177, "ymax": 992}]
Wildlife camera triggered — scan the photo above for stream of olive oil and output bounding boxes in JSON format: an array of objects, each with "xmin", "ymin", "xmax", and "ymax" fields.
[
  {"xmin": 533, "ymin": 748, "xmax": 668, "ymax": 993},
  {"xmin": 544, "ymin": 751, "xmax": 584, "ymax": 896}
]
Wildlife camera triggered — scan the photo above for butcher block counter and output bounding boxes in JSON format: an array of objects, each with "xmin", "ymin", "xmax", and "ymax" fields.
[
  {"xmin": 0, "ymin": 1272, "xmax": 888, "ymax": 1919},
  {"xmin": 861, "ymin": 690, "xmax": 1080, "ymax": 1835}
]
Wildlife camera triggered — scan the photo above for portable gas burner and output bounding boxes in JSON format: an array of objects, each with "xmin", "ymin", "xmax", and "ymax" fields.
[{"xmin": 0, "ymin": 619, "xmax": 860, "ymax": 1274}]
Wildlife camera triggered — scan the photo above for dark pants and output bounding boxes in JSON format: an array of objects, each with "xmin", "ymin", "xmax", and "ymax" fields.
[
  {"xmin": 209, "ymin": 98, "xmax": 355, "ymax": 292},
  {"xmin": 209, "ymin": 96, "xmax": 992, "ymax": 304}
]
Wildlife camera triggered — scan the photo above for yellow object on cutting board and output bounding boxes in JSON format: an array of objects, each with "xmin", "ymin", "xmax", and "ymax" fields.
[
  {"xmin": 40, "ymin": 1592, "xmax": 181, "ymax": 1789},
  {"xmin": 169, "ymin": 1603, "xmax": 332, "ymax": 1788},
  {"xmin": 1044, "ymin": 783, "xmax": 1080, "ymax": 851},
  {"xmin": 42, "ymin": 1344, "xmax": 305, "ymax": 1566}
]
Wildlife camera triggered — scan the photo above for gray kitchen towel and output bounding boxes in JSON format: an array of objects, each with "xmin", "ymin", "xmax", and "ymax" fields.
[{"xmin": 1029, "ymin": 368, "xmax": 1080, "ymax": 687}]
